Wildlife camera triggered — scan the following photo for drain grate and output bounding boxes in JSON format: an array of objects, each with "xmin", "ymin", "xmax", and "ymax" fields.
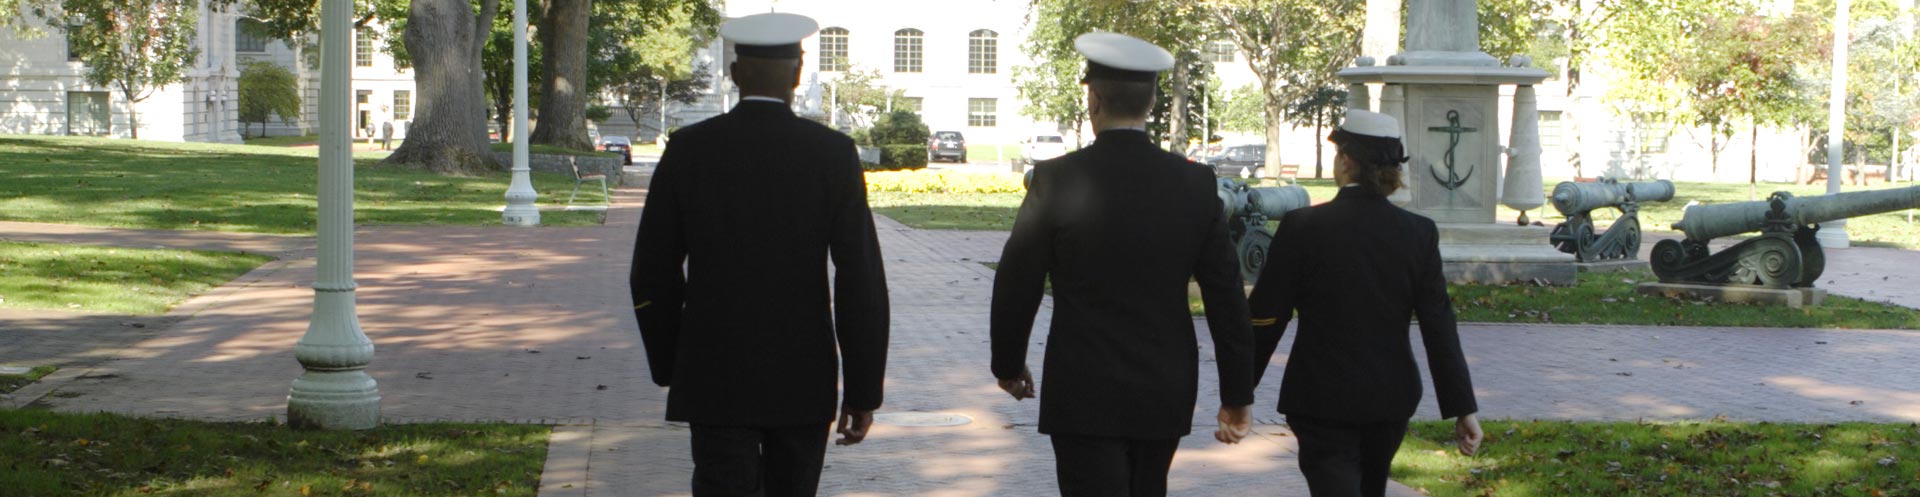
[{"xmin": 873, "ymin": 412, "xmax": 973, "ymax": 427}]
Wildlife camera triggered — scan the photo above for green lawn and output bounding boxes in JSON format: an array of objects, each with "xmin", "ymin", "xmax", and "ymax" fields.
[
  {"xmin": 240, "ymin": 134, "xmax": 318, "ymax": 147},
  {"xmin": 0, "ymin": 409, "xmax": 548, "ymax": 497},
  {"xmin": 1394, "ymin": 419, "xmax": 1920, "ymax": 497},
  {"xmin": 0, "ymin": 365, "xmax": 58, "ymax": 394},
  {"xmin": 488, "ymin": 142, "xmax": 619, "ymax": 158},
  {"xmin": 1452, "ymin": 271, "xmax": 1920, "ymax": 330},
  {"xmin": 0, "ymin": 135, "xmax": 604, "ymax": 234},
  {"xmin": 963, "ymin": 144, "xmax": 1022, "ymax": 163},
  {"xmin": 869, "ymin": 192, "xmax": 1025, "ymax": 231},
  {"xmin": 0, "ymin": 241, "xmax": 271, "ymax": 315}
]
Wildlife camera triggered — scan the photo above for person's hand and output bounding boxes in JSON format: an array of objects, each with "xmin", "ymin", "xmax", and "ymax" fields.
[
  {"xmin": 1454, "ymin": 413, "xmax": 1483, "ymax": 456},
  {"xmin": 997, "ymin": 365, "xmax": 1036, "ymax": 401},
  {"xmin": 1214, "ymin": 404, "xmax": 1252, "ymax": 444},
  {"xmin": 835, "ymin": 407, "xmax": 874, "ymax": 446}
]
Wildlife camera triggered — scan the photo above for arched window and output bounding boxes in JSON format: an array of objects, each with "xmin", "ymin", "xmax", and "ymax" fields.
[
  {"xmin": 235, "ymin": 18, "xmax": 269, "ymax": 53},
  {"xmin": 967, "ymin": 29, "xmax": 997, "ymax": 74},
  {"xmin": 893, "ymin": 28, "xmax": 923, "ymax": 73},
  {"xmin": 819, "ymin": 27, "xmax": 849, "ymax": 72}
]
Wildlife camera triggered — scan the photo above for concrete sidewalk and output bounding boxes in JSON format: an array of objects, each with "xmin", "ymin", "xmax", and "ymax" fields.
[{"xmin": 5, "ymin": 178, "xmax": 1919, "ymax": 495}]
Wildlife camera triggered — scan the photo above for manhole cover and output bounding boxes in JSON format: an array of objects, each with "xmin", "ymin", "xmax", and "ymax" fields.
[{"xmin": 873, "ymin": 412, "xmax": 972, "ymax": 427}]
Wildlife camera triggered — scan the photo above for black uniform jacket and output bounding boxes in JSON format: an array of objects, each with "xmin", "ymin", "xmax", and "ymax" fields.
[
  {"xmin": 1247, "ymin": 186, "xmax": 1477, "ymax": 424},
  {"xmin": 631, "ymin": 100, "xmax": 890, "ymax": 427},
  {"xmin": 990, "ymin": 129, "xmax": 1257, "ymax": 440}
]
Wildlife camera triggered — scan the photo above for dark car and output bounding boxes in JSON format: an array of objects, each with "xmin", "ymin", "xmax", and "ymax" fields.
[
  {"xmin": 600, "ymin": 136, "xmax": 633, "ymax": 165},
  {"xmin": 929, "ymin": 131, "xmax": 967, "ymax": 163},
  {"xmin": 1207, "ymin": 144, "xmax": 1266, "ymax": 178}
]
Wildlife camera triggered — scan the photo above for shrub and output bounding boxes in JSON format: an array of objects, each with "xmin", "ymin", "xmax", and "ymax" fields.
[
  {"xmin": 879, "ymin": 144, "xmax": 929, "ymax": 170},
  {"xmin": 848, "ymin": 128, "xmax": 874, "ymax": 147},
  {"xmin": 865, "ymin": 170, "xmax": 1027, "ymax": 194},
  {"xmin": 869, "ymin": 111, "xmax": 930, "ymax": 146}
]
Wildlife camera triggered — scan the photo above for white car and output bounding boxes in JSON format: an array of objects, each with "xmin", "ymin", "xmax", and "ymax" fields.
[{"xmin": 1019, "ymin": 133, "xmax": 1068, "ymax": 166}]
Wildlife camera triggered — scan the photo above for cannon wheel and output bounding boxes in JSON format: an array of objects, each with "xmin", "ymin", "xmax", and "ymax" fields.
[
  {"xmin": 1237, "ymin": 229, "xmax": 1274, "ymax": 284},
  {"xmin": 1730, "ymin": 236, "xmax": 1803, "ymax": 289},
  {"xmin": 1609, "ymin": 216, "xmax": 1642, "ymax": 260}
]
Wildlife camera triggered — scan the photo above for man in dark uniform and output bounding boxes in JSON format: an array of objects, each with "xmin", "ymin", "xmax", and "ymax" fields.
[
  {"xmin": 1247, "ymin": 110, "xmax": 1483, "ymax": 497},
  {"xmin": 989, "ymin": 32, "xmax": 1258, "ymax": 497},
  {"xmin": 630, "ymin": 12, "xmax": 890, "ymax": 497}
]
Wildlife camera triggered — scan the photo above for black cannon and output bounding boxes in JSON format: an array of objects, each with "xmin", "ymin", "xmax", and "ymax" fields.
[
  {"xmin": 1546, "ymin": 179, "xmax": 1675, "ymax": 262},
  {"xmin": 1651, "ymin": 185, "xmax": 1920, "ymax": 288},
  {"xmin": 1218, "ymin": 179, "xmax": 1312, "ymax": 283}
]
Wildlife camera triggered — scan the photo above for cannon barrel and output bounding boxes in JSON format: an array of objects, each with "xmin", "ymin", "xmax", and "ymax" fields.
[
  {"xmin": 1673, "ymin": 185, "xmax": 1920, "ymax": 241},
  {"xmin": 1218, "ymin": 179, "xmax": 1311, "ymax": 220},
  {"xmin": 1550, "ymin": 180, "xmax": 1674, "ymax": 216}
]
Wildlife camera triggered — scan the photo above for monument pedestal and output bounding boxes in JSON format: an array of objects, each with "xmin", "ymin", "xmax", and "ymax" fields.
[
  {"xmin": 1636, "ymin": 282, "xmax": 1829, "ymax": 309},
  {"xmin": 1436, "ymin": 224, "xmax": 1577, "ymax": 285}
]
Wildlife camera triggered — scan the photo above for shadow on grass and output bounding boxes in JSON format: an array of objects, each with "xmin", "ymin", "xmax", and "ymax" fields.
[{"xmin": 0, "ymin": 409, "xmax": 549, "ymax": 497}]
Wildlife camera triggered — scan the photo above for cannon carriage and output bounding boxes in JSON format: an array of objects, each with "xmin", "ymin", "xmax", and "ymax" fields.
[
  {"xmin": 1546, "ymin": 179, "xmax": 1674, "ymax": 262},
  {"xmin": 1217, "ymin": 179, "xmax": 1312, "ymax": 283},
  {"xmin": 1651, "ymin": 185, "xmax": 1920, "ymax": 289}
]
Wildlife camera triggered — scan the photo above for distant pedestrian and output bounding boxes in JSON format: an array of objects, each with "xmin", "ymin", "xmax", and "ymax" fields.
[
  {"xmin": 380, "ymin": 121, "xmax": 393, "ymax": 150},
  {"xmin": 630, "ymin": 12, "xmax": 889, "ymax": 497},
  {"xmin": 1247, "ymin": 110, "xmax": 1484, "ymax": 497}
]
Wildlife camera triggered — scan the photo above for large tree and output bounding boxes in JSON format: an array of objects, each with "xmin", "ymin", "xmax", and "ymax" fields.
[
  {"xmin": 481, "ymin": 5, "xmax": 542, "ymax": 144},
  {"xmin": 57, "ymin": 0, "xmax": 201, "ymax": 140},
  {"xmin": 1015, "ymin": 0, "xmax": 1212, "ymax": 148},
  {"xmin": 531, "ymin": 0, "xmax": 717, "ymax": 150},
  {"xmin": 1204, "ymin": 0, "xmax": 1364, "ymax": 177},
  {"xmin": 384, "ymin": 0, "xmax": 504, "ymax": 174},
  {"xmin": 588, "ymin": 0, "xmax": 716, "ymax": 139}
]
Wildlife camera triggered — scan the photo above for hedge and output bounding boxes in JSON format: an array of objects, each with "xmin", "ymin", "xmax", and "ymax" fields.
[
  {"xmin": 865, "ymin": 170, "xmax": 1026, "ymax": 194},
  {"xmin": 878, "ymin": 144, "xmax": 929, "ymax": 170}
]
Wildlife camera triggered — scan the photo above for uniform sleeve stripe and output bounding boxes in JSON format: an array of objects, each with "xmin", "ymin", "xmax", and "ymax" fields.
[
  {"xmin": 634, "ymin": 301, "xmax": 651, "ymax": 310},
  {"xmin": 1251, "ymin": 318, "xmax": 1278, "ymax": 326}
]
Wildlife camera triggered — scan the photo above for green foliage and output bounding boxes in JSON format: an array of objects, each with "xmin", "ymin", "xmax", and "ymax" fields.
[
  {"xmin": 585, "ymin": 104, "xmax": 613, "ymax": 122},
  {"xmin": 0, "ymin": 409, "xmax": 549, "ymax": 497},
  {"xmin": 848, "ymin": 128, "xmax": 874, "ymax": 147},
  {"xmin": 0, "ymin": 136, "xmax": 606, "ymax": 234},
  {"xmin": 1216, "ymin": 84, "xmax": 1266, "ymax": 134},
  {"xmin": 866, "ymin": 192, "xmax": 1024, "ymax": 230},
  {"xmin": 869, "ymin": 110, "xmax": 931, "ymax": 146},
  {"xmin": 595, "ymin": 1, "xmax": 719, "ymax": 134},
  {"xmin": 825, "ymin": 67, "xmax": 909, "ymax": 129},
  {"xmin": 55, "ymin": 0, "xmax": 201, "ymax": 139},
  {"xmin": 0, "ymin": 241, "xmax": 271, "ymax": 314},
  {"xmin": 1017, "ymin": 0, "xmax": 1214, "ymax": 138},
  {"xmin": 877, "ymin": 145, "xmax": 929, "ymax": 171},
  {"xmin": 1396, "ymin": 420, "xmax": 1920, "ymax": 496},
  {"xmin": 0, "ymin": 365, "xmax": 58, "ymax": 394},
  {"xmin": 1452, "ymin": 270, "xmax": 1920, "ymax": 330},
  {"xmin": 1477, "ymin": 0, "xmax": 1555, "ymax": 63},
  {"xmin": 1204, "ymin": 0, "xmax": 1364, "ymax": 168},
  {"xmin": 237, "ymin": 61, "xmax": 302, "ymax": 138}
]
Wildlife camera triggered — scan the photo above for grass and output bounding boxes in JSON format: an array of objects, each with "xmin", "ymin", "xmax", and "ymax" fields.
[
  {"xmin": 1393, "ymin": 419, "xmax": 1920, "ymax": 497},
  {"xmin": 0, "ymin": 135, "xmax": 605, "ymax": 234},
  {"xmin": 1452, "ymin": 271, "xmax": 1920, "ymax": 330},
  {"xmin": 869, "ymin": 192, "xmax": 1025, "ymax": 231},
  {"xmin": 488, "ymin": 142, "xmax": 619, "ymax": 158},
  {"xmin": 962, "ymin": 144, "xmax": 1023, "ymax": 163},
  {"xmin": 0, "ymin": 409, "xmax": 548, "ymax": 497},
  {"xmin": 0, "ymin": 241, "xmax": 273, "ymax": 315},
  {"xmin": 241, "ymin": 134, "xmax": 318, "ymax": 147},
  {"xmin": 0, "ymin": 365, "xmax": 58, "ymax": 394}
]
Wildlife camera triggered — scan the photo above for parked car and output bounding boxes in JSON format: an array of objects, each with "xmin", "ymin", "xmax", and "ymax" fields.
[
  {"xmin": 599, "ymin": 135, "xmax": 633, "ymax": 165},
  {"xmin": 1206, "ymin": 144, "xmax": 1266, "ymax": 178},
  {"xmin": 929, "ymin": 131, "xmax": 967, "ymax": 163},
  {"xmin": 1018, "ymin": 133, "xmax": 1068, "ymax": 166}
]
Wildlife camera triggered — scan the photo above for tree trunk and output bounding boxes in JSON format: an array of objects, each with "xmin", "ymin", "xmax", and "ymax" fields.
[
  {"xmin": 1168, "ymin": 58, "xmax": 1189, "ymax": 155},
  {"xmin": 1710, "ymin": 133, "xmax": 1719, "ymax": 176},
  {"xmin": 1313, "ymin": 116, "xmax": 1324, "ymax": 179},
  {"xmin": 529, "ymin": 0, "xmax": 592, "ymax": 150},
  {"xmin": 1750, "ymin": 124, "xmax": 1759, "ymax": 200},
  {"xmin": 385, "ymin": 0, "xmax": 503, "ymax": 174},
  {"xmin": 1262, "ymin": 97, "xmax": 1284, "ymax": 179}
]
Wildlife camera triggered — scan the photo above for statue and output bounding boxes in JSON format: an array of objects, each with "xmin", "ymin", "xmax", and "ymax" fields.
[
  {"xmin": 1547, "ymin": 179, "xmax": 1674, "ymax": 262},
  {"xmin": 1652, "ymin": 185, "xmax": 1920, "ymax": 288}
]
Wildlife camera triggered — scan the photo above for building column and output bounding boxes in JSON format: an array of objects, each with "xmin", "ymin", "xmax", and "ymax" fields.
[{"xmin": 287, "ymin": 0, "xmax": 380, "ymax": 430}]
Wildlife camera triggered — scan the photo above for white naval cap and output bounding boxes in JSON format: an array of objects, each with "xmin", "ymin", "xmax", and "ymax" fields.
[
  {"xmin": 720, "ymin": 12, "xmax": 819, "ymax": 59},
  {"xmin": 1337, "ymin": 110, "xmax": 1402, "ymax": 139},
  {"xmin": 1074, "ymin": 32, "xmax": 1174, "ymax": 83}
]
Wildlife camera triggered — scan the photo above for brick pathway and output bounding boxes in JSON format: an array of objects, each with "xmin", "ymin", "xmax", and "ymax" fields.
[{"xmin": 5, "ymin": 179, "xmax": 1919, "ymax": 496}]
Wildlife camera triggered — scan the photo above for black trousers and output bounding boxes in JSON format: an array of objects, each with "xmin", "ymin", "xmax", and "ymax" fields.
[
  {"xmin": 689, "ymin": 423, "xmax": 831, "ymax": 497},
  {"xmin": 1287, "ymin": 416, "xmax": 1411, "ymax": 497},
  {"xmin": 1049, "ymin": 433, "xmax": 1181, "ymax": 497}
]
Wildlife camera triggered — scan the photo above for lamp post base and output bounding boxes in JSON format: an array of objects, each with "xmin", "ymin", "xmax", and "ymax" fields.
[{"xmin": 288, "ymin": 370, "xmax": 380, "ymax": 430}]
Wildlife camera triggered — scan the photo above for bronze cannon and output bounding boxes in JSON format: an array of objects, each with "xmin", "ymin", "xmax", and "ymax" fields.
[
  {"xmin": 1217, "ymin": 178, "xmax": 1312, "ymax": 283},
  {"xmin": 1547, "ymin": 179, "xmax": 1675, "ymax": 262},
  {"xmin": 1652, "ymin": 185, "xmax": 1920, "ymax": 288}
]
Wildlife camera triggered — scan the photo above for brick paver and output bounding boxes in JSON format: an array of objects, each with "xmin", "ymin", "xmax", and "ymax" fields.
[{"xmin": 4, "ymin": 178, "xmax": 1918, "ymax": 496}]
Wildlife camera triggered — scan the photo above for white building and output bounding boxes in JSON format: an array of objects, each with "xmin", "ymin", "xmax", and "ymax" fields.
[
  {"xmin": 679, "ymin": 0, "xmax": 1044, "ymax": 146},
  {"xmin": 0, "ymin": 7, "xmax": 418, "ymax": 142}
]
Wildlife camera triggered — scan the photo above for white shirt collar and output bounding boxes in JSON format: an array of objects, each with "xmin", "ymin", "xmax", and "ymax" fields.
[
  {"xmin": 1342, "ymin": 183, "xmax": 1361, "ymax": 188},
  {"xmin": 1097, "ymin": 124, "xmax": 1147, "ymax": 132},
  {"xmin": 740, "ymin": 96, "xmax": 786, "ymax": 104}
]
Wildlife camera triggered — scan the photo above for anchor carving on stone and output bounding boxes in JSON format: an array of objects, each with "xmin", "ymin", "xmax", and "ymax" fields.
[{"xmin": 1427, "ymin": 109, "xmax": 1477, "ymax": 198}]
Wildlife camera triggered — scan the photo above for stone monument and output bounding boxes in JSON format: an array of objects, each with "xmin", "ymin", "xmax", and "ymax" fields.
[{"xmin": 1338, "ymin": 0, "xmax": 1575, "ymax": 284}]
